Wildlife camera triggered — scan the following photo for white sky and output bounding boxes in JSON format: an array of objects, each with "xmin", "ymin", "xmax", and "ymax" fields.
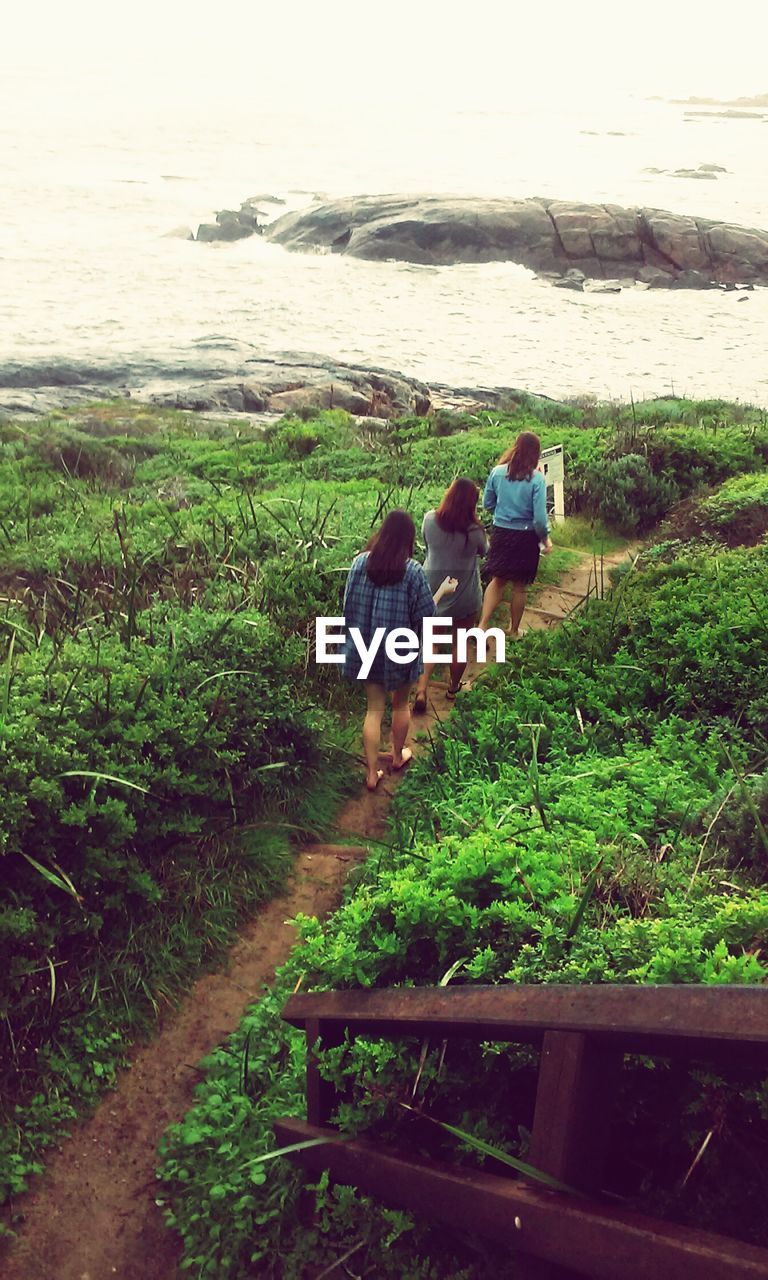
[{"xmin": 6, "ymin": 0, "xmax": 768, "ymax": 113}]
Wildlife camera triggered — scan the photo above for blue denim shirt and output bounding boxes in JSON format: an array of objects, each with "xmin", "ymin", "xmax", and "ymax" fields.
[{"xmin": 483, "ymin": 465, "xmax": 550, "ymax": 540}]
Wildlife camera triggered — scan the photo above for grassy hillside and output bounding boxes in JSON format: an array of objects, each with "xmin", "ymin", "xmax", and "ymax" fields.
[
  {"xmin": 1, "ymin": 394, "xmax": 766, "ymax": 1255},
  {"xmin": 155, "ymin": 533, "xmax": 768, "ymax": 1278}
]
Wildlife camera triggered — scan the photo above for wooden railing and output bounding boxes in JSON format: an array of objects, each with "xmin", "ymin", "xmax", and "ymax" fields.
[{"xmin": 275, "ymin": 985, "xmax": 768, "ymax": 1280}]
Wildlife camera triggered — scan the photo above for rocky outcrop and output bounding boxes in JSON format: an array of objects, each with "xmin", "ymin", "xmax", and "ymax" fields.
[
  {"xmin": 671, "ymin": 93, "xmax": 768, "ymax": 108},
  {"xmin": 147, "ymin": 356, "xmax": 431, "ymax": 418},
  {"xmin": 0, "ymin": 355, "xmax": 433, "ymax": 420},
  {"xmin": 196, "ymin": 198, "xmax": 267, "ymax": 243},
  {"xmin": 685, "ymin": 108, "xmax": 767, "ymax": 120},
  {"xmin": 262, "ymin": 195, "xmax": 768, "ymax": 288}
]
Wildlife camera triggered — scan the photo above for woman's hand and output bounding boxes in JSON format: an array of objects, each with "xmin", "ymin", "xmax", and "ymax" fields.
[
  {"xmin": 433, "ymin": 575, "xmax": 459, "ymax": 604},
  {"xmin": 541, "ymin": 538, "xmax": 553, "ymax": 555}
]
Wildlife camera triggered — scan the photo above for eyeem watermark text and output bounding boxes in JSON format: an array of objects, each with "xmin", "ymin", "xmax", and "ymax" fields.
[{"xmin": 315, "ymin": 618, "xmax": 507, "ymax": 679}]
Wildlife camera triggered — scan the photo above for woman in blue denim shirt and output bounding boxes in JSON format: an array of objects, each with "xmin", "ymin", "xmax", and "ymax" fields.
[{"xmin": 478, "ymin": 431, "xmax": 553, "ymax": 636}]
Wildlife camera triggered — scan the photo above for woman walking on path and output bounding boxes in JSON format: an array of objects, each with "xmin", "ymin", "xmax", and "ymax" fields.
[
  {"xmin": 343, "ymin": 510, "xmax": 438, "ymax": 791},
  {"xmin": 413, "ymin": 478, "xmax": 487, "ymax": 712},
  {"xmin": 478, "ymin": 431, "xmax": 553, "ymax": 637}
]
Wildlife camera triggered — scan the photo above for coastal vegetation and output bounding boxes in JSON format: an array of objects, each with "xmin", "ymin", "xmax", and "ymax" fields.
[{"xmin": 1, "ymin": 393, "xmax": 767, "ymax": 1271}]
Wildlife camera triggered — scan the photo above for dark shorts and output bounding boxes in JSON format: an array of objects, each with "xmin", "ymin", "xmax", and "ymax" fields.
[{"xmin": 484, "ymin": 527, "xmax": 540, "ymax": 585}]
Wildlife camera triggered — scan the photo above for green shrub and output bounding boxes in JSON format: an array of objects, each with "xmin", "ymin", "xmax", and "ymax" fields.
[
  {"xmin": 0, "ymin": 603, "xmax": 349, "ymax": 1198},
  {"xmin": 587, "ymin": 453, "xmax": 678, "ymax": 532},
  {"xmin": 700, "ymin": 770, "xmax": 768, "ymax": 878}
]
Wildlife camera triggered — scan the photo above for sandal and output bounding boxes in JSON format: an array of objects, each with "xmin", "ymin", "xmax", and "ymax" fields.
[
  {"xmin": 413, "ymin": 692, "xmax": 428, "ymax": 715},
  {"xmin": 445, "ymin": 682, "xmax": 464, "ymax": 700}
]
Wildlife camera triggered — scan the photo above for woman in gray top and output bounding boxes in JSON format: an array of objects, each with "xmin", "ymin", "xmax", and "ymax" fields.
[{"xmin": 413, "ymin": 477, "xmax": 488, "ymax": 712}]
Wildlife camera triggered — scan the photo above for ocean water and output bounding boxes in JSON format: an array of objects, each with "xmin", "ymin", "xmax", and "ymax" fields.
[{"xmin": 1, "ymin": 71, "xmax": 767, "ymax": 408}]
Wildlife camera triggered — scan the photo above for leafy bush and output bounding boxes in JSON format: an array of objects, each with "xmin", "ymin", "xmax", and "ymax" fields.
[
  {"xmin": 697, "ymin": 471, "xmax": 768, "ymax": 545},
  {"xmin": 700, "ymin": 770, "xmax": 768, "ymax": 878},
  {"xmin": 0, "ymin": 605, "xmax": 348, "ymax": 1199},
  {"xmin": 587, "ymin": 452, "xmax": 677, "ymax": 532}
]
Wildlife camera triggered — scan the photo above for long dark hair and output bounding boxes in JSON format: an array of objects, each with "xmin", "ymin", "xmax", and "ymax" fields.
[
  {"xmin": 365, "ymin": 509, "xmax": 415, "ymax": 586},
  {"xmin": 435, "ymin": 477, "xmax": 481, "ymax": 539},
  {"xmin": 499, "ymin": 431, "xmax": 541, "ymax": 481}
]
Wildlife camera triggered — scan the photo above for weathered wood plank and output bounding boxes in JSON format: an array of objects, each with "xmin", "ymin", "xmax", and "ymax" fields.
[
  {"xmin": 305, "ymin": 1018, "xmax": 345, "ymax": 1128},
  {"xmin": 527, "ymin": 1032, "xmax": 623, "ymax": 1280},
  {"xmin": 273, "ymin": 1118, "xmax": 768, "ymax": 1280},
  {"xmin": 281, "ymin": 986, "xmax": 768, "ymax": 1062},
  {"xmin": 529, "ymin": 1031, "xmax": 622, "ymax": 1193}
]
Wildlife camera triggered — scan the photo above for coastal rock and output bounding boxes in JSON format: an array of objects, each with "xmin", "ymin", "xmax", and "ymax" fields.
[
  {"xmin": 706, "ymin": 223, "xmax": 768, "ymax": 283},
  {"xmin": 671, "ymin": 169, "xmax": 718, "ymax": 179},
  {"xmin": 637, "ymin": 265, "xmax": 674, "ymax": 288},
  {"xmin": 547, "ymin": 200, "xmax": 642, "ymax": 263},
  {"xmin": 669, "ymin": 270, "xmax": 718, "ymax": 290},
  {"xmin": 267, "ymin": 382, "xmax": 373, "ymax": 415},
  {"xmin": 244, "ymin": 194, "xmax": 286, "ymax": 206},
  {"xmin": 0, "ymin": 386, "xmax": 126, "ymax": 417},
  {"xmin": 639, "ymin": 210, "xmax": 709, "ymax": 273},
  {"xmin": 672, "ymin": 93, "xmax": 768, "ymax": 108},
  {"xmin": 643, "ymin": 164, "xmax": 726, "ymax": 178},
  {"xmin": 684, "ymin": 108, "xmax": 766, "ymax": 120},
  {"xmin": 166, "ymin": 383, "xmax": 247, "ymax": 411},
  {"xmin": 196, "ymin": 219, "xmax": 251, "ymax": 243},
  {"xmin": 196, "ymin": 201, "xmax": 267, "ymax": 243},
  {"xmin": 147, "ymin": 358, "xmax": 431, "ymax": 418},
  {"xmin": 263, "ymin": 195, "xmax": 768, "ymax": 289},
  {"xmin": 242, "ymin": 382, "xmax": 270, "ymax": 412}
]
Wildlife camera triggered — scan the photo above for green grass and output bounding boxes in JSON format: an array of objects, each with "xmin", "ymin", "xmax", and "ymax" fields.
[{"xmin": 550, "ymin": 514, "xmax": 629, "ymax": 553}]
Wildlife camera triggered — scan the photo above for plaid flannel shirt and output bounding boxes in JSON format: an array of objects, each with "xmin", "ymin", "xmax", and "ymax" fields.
[{"xmin": 342, "ymin": 553, "xmax": 436, "ymax": 689}]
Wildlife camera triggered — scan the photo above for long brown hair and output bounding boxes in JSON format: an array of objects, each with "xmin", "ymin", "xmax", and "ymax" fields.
[
  {"xmin": 499, "ymin": 431, "xmax": 541, "ymax": 481},
  {"xmin": 365, "ymin": 509, "xmax": 415, "ymax": 586},
  {"xmin": 435, "ymin": 477, "xmax": 481, "ymax": 541}
]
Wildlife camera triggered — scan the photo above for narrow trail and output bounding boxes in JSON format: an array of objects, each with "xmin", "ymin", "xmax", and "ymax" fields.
[{"xmin": 2, "ymin": 544, "xmax": 634, "ymax": 1280}]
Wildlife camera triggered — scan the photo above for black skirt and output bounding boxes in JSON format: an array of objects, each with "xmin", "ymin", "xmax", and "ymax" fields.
[{"xmin": 484, "ymin": 527, "xmax": 540, "ymax": 585}]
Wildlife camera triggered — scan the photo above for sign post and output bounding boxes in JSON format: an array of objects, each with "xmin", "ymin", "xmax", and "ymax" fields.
[{"xmin": 540, "ymin": 444, "xmax": 565, "ymax": 521}]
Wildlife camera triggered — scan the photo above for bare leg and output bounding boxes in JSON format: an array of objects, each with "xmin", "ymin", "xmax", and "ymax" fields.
[
  {"xmin": 449, "ymin": 612, "xmax": 478, "ymax": 691},
  {"xmin": 509, "ymin": 583, "xmax": 527, "ymax": 636},
  {"xmin": 390, "ymin": 684, "xmax": 413, "ymax": 768},
  {"xmin": 363, "ymin": 683, "xmax": 386, "ymax": 789},
  {"xmin": 478, "ymin": 576, "xmax": 507, "ymax": 630},
  {"xmin": 414, "ymin": 664, "xmax": 434, "ymax": 706}
]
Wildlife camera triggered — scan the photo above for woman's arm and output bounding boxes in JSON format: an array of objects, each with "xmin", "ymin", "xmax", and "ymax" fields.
[
  {"xmin": 342, "ymin": 561, "xmax": 355, "ymax": 611},
  {"xmin": 433, "ymin": 576, "xmax": 458, "ymax": 606},
  {"xmin": 532, "ymin": 472, "xmax": 551, "ymax": 543},
  {"xmin": 482, "ymin": 470, "xmax": 498, "ymax": 512},
  {"xmin": 342, "ymin": 555, "xmax": 363, "ymax": 614},
  {"xmin": 472, "ymin": 524, "xmax": 489, "ymax": 555},
  {"xmin": 408, "ymin": 563, "xmax": 438, "ymax": 628}
]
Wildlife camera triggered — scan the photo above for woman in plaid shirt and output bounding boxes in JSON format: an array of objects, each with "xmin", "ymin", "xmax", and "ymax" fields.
[{"xmin": 343, "ymin": 510, "xmax": 436, "ymax": 790}]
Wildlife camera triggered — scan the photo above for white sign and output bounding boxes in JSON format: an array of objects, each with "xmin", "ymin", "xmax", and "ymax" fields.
[{"xmin": 540, "ymin": 444, "xmax": 565, "ymax": 519}]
